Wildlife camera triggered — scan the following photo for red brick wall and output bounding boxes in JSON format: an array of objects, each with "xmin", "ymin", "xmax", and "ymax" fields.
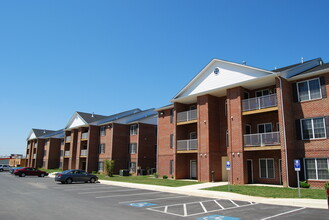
[
  {"xmin": 87, "ymin": 126, "xmax": 100, "ymax": 172},
  {"xmin": 112, "ymin": 123, "xmax": 130, "ymax": 173},
  {"xmin": 136, "ymin": 123, "xmax": 157, "ymax": 170}
]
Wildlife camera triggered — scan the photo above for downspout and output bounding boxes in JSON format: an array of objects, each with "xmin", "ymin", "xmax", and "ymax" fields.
[{"xmin": 278, "ymin": 75, "xmax": 289, "ymax": 187}]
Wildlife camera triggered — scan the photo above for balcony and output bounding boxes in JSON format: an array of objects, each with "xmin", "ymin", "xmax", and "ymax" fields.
[
  {"xmin": 242, "ymin": 94, "xmax": 277, "ymax": 115},
  {"xmin": 64, "ymin": 151, "xmax": 70, "ymax": 157},
  {"xmin": 81, "ymin": 132, "xmax": 88, "ymax": 140},
  {"xmin": 65, "ymin": 136, "xmax": 71, "ymax": 142},
  {"xmin": 177, "ymin": 109, "xmax": 197, "ymax": 125},
  {"xmin": 177, "ymin": 139, "xmax": 198, "ymax": 152},
  {"xmin": 80, "ymin": 149, "xmax": 87, "ymax": 156},
  {"xmin": 244, "ymin": 132, "xmax": 281, "ymax": 151},
  {"xmin": 33, "ymin": 154, "xmax": 36, "ymax": 159}
]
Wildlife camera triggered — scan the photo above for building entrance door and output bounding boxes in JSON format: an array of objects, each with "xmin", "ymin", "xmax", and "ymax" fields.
[
  {"xmin": 190, "ymin": 160, "xmax": 197, "ymax": 179},
  {"xmin": 247, "ymin": 160, "xmax": 253, "ymax": 184}
]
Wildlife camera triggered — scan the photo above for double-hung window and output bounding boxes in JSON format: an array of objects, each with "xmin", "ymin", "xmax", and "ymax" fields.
[
  {"xmin": 100, "ymin": 126, "xmax": 106, "ymax": 136},
  {"xmin": 99, "ymin": 144, "xmax": 105, "ymax": 154},
  {"xmin": 297, "ymin": 78, "xmax": 322, "ymax": 101},
  {"xmin": 98, "ymin": 161, "xmax": 104, "ymax": 172},
  {"xmin": 259, "ymin": 158, "xmax": 274, "ymax": 179},
  {"xmin": 305, "ymin": 158, "xmax": 329, "ymax": 180},
  {"xmin": 130, "ymin": 124, "xmax": 138, "ymax": 135},
  {"xmin": 169, "ymin": 160, "xmax": 174, "ymax": 175},
  {"xmin": 129, "ymin": 162, "xmax": 136, "ymax": 172},
  {"xmin": 129, "ymin": 143, "xmax": 137, "ymax": 154},
  {"xmin": 257, "ymin": 123, "xmax": 272, "ymax": 133},
  {"xmin": 301, "ymin": 117, "xmax": 326, "ymax": 140}
]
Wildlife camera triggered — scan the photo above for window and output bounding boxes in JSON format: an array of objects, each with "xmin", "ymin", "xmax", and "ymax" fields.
[
  {"xmin": 257, "ymin": 123, "xmax": 272, "ymax": 133},
  {"xmin": 43, "ymin": 161, "xmax": 46, "ymax": 167},
  {"xmin": 301, "ymin": 117, "xmax": 326, "ymax": 140},
  {"xmin": 305, "ymin": 158, "xmax": 329, "ymax": 180},
  {"xmin": 297, "ymin": 78, "xmax": 322, "ymax": 101},
  {"xmin": 276, "ymin": 123, "xmax": 280, "ymax": 132},
  {"xmin": 226, "ymin": 130, "xmax": 229, "ymax": 148},
  {"xmin": 99, "ymin": 144, "xmax": 105, "ymax": 154},
  {"xmin": 244, "ymin": 92, "xmax": 250, "ymax": 99},
  {"xmin": 129, "ymin": 162, "xmax": 136, "ymax": 173},
  {"xmin": 256, "ymin": 89, "xmax": 269, "ymax": 97},
  {"xmin": 130, "ymin": 124, "xmax": 138, "ymax": 135},
  {"xmin": 60, "ymin": 150, "xmax": 63, "ymax": 157},
  {"xmin": 100, "ymin": 126, "xmax": 106, "ymax": 136},
  {"xmin": 170, "ymin": 134, "xmax": 174, "ymax": 148},
  {"xmin": 59, "ymin": 162, "xmax": 62, "ymax": 169},
  {"xmin": 129, "ymin": 143, "xmax": 137, "ymax": 154},
  {"xmin": 43, "ymin": 150, "xmax": 47, "ymax": 157},
  {"xmin": 245, "ymin": 124, "xmax": 251, "ymax": 134},
  {"xmin": 225, "ymin": 100, "xmax": 227, "ymax": 116},
  {"xmin": 259, "ymin": 158, "xmax": 274, "ymax": 178},
  {"xmin": 190, "ymin": 132, "xmax": 197, "ymax": 139},
  {"xmin": 98, "ymin": 161, "xmax": 104, "ymax": 172},
  {"xmin": 170, "ymin": 160, "xmax": 174, "ymax": 175}
]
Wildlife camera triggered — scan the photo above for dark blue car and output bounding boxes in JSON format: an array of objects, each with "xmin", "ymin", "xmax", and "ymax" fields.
[{"xmin": 55, "ymin": 169, "xmax": 98, "ymax": 184}]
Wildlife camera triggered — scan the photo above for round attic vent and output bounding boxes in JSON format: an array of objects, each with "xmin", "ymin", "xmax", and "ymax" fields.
[{"xmin": 214, "ymin": 67, "xmax": 220, "ymax": 75}]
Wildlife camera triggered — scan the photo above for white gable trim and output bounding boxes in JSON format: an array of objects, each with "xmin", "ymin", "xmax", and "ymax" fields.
[
  {"xmin": 65, "ymin": 112, "xmax": 88, "ymax": 129},
  {"xmin": 173, "ymin": 59, "xmax": 275, "ymax": 100},
  {"xmin": 27, "ymin": 130, "xmax": 36, "ymax": 140}
]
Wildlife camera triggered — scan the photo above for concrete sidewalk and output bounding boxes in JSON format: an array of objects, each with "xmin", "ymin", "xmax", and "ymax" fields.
[{"xmin": 98, "ymin": 179, "xmax": 328, "ymax": 210}]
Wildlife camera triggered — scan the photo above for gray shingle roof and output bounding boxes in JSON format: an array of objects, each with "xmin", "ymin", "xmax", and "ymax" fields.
[
  {"xmin": 297, "ymin": 62, "xmax": 329, "ymax": 75},
  {"xmin": 32, "ymin": 129, "xmax": 56, "ymax": 138},
  {"xmin": 272, "ymin": 58, "xmax": 320, "ymax": 72},
  {"xmin": 76, "ymin": 112, "xmax": 108, "ymax": 124},
  {"xmin": 39, "ymin": 129, "xmax": 64, "ymax": 139}
]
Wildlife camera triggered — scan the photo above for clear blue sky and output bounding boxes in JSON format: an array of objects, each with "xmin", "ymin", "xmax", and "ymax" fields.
[{"xmin": 0, "ymin": 0, "xmax": 328, "ymax": 155}]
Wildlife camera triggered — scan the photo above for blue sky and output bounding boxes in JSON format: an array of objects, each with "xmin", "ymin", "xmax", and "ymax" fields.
[{"xmin": 0, "ymin": 0, "xmax": 328, "ymax": 155}]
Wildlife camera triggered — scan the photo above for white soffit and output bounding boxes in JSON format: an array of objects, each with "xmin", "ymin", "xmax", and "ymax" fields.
[{"xmin": 174, "ymin": 60, "xmax": 273, "ymax": 100}]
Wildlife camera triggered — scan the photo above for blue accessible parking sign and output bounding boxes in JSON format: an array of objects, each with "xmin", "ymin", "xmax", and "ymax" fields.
[
  {"xmin": 226, "ymin": 161, "xmax": 231, "ymax": 170},
  {"xmin": 294, "ymin": 159, "xmax": 301, "ymax": 171},
  {"xmin": 197, "ymin": 214, "xmax": 240, "ymax": 220}
]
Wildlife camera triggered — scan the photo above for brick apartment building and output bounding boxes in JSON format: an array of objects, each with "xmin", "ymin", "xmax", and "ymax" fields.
[
  {"xmin": 60, "ymin": 108, "xmax": 157, "ymax": 173},
  {"xmin": 157, "ymin": 58, "xmax": 329, "ymax": 188}
]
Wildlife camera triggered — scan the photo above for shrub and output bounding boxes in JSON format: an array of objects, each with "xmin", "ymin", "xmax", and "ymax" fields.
[
  {"xmin": 104, "ymin": 159, "xmax": 115, "ymax": 177},
  {"xmin": 153, "ymin": 172, "xmax": 159, "ymax": 178},
  {"xmin": 91, "ymin": 171, "xmax": 97, "ymax": 174},
  {"xmin": 171, "ymin": 175, "xmax": 174, "ymax": 179},
  {"xmin": 163, "ymin": 175, "xmax": 168, "ymax": 179},
  {"xmin": 300, "ymin": 181, "xmax": 310, "ymax": 188},
  {"xmin": 324, "ymin": 182, "xmax": 329, "ymax": 190}
]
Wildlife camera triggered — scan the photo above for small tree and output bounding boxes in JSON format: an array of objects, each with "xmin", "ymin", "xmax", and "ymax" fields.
[{"xmin": 104, "ymin": 159, "xmax": 115, "ymax": 177}]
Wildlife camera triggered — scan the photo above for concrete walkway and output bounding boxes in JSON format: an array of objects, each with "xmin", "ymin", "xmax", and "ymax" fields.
[{"xmin": 98, "ymin": 179, "xmax": 328, "ymax": 210}]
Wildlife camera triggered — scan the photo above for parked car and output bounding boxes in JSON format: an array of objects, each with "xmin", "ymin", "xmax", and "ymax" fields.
[
  {"xmin": 9, "ymin": 167, "xmax": 24, "ymax": 174},
  {"xmin": 55, "ymin": 169, "xmax": 98, "ymax": 184},
  {"xmin": 0, "ymin": 164, "xmax": 11, "ymax": 172},
  {"xmin": 14, "ymin": 167, "xmax": 48, "ymax": 177}
]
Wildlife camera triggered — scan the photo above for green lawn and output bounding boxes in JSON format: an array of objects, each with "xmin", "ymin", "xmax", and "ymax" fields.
[
  {"xmin": 96, "ymin": 174, "xmax": 201, "ymax": 187},
  {"xmin": 204, "ymin": 185, "xmax": 327, "ymax": 199}
]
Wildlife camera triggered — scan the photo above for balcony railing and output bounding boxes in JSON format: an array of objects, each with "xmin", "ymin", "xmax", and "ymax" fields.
[
  {"xmin": 33, "ymin": 154, "xmax": 36, "ymax": 159},
  {"xmin": 80, "ymin": 149, "xmax": 87, "ymax": 156},
  {"xmin": 242, "ymin": 94, "xmax": 277, "ymax": 112},
  {"xmin": 81, "ymin": 132, "xmax": 88, "ymax": 140},
  {"xmin": 244, "ymin": 132, "xmax": 280, "ymax": 147},
  {"xmin": 64, "ymin": 151, "xmax": 70, "ymax": 157},
  {"xmin": 177, "ymin": 109, "xmax": 197, "ymax": 123},
  {"xmin": 65, "ymin": 136, "xmax": 71, "ymax": 142},
  {"xmin": 177, "ymin": 139, "xmax": 198, "ymax": 151}
]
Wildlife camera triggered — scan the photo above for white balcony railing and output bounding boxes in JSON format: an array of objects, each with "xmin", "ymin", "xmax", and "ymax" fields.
[
  {"xmin": 244, "ymin": 132, "xmax": 280, "ymax": 147},
  {"xmin": 177, "ymin": 109, "xmax": 197, "ymax": 123},
  {"xmin": 65, "ymin": 136, "xmax": 71, "ymax": 142},
  {"xmin": 81, "ymin": 132, "xmax": 88, "ymax": 139},
  {"xmin": 64, "ymin": 151, "xmax": 70, "ymax": 157},
  {"xmin": 242, "ymin": 94, "xmax": 277, "ymax": 112},
  {"xmin": 177, "ymin": 139, "xmax": 198, "ymax": 151},
  {"xmin": 80, "ymin": 149, "xmax": 87, "ymax": 156}
]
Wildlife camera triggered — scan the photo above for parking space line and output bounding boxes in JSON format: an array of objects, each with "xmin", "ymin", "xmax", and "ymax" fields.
[
  {"xmin": 63, "ymin": 186, "xmax": 119, "ymax": 191},
  {"xmin": 229, "ymin": 199, "xmax": 240, "ymax": 207},
  {"xmin": 260, "ymin": 207, "xmax": 306, "ymax": 220},
  {"xmin": 96, "ymin": 191, "xmax": 163, "ymax": 199},
  {"xmin": 78, "ymin": 188, "xmax": 139, "ymax": 194},
  {"xmin": 214, "ymin": 200, "xmax": 224, "ymax": 209},
  {"xmin": 183, "ymin": 204, "xmax": 187, "ymax": 216},
  {"xmin": 119, "ymin": 195, "xmax": 191, "ymax": 204},
  {"xmin": 200, "ymin": 202, "xmax": 207, "ymax": 213},
  {"xmin": 164, "ymin": 206, "xmax": 168, "ymax": 213}
]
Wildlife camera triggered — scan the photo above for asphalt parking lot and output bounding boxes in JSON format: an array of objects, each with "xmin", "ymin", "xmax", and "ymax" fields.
[{"xmin": 0, "ymin": 172, "xmax": 328, "ymax": 220}]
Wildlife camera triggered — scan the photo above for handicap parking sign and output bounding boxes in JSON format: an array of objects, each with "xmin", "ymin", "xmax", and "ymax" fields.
[
  {"xmin": 226, "ymin": 161, "xmax": 231, "ymax": 170},
  {"xmin": 197, "ymin": 214, "xmax": 240, "ymax": 220},
  {"xmin": 294, "ymin": 159, "xmax": 301, "ymax": 171},
  {"xmin": 129, "ymin": 202, "xmax": 156, "ymax": 207}
]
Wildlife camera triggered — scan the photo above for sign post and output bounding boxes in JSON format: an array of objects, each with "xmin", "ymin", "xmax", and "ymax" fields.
[
  {"xmin": 294, "ymin": 159, "xmax": 301, "ymax": 198},
  {"xmin": 226, "ymin": 161, "xmax": 231, "ymax": 192}
]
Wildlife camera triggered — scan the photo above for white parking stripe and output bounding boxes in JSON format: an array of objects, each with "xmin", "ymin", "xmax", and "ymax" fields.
[
  {"xmin": 200, "ymin": 202, "xmax": 207, "ymax": 213},
  {"xmin": 64, "ymin": 186, "xmax": 119, "ymax": 191},
  {"xmin": 214, "ymin": 200, "xmax": 224, "ymax": 209},
  {"xmin": 260, "ymin": 207, "xmax": 306, "ymax": 220},
  {"xmin": 183, "ymin": 204, "xmax": 187, "ymax": 217},
  {"xmin": 119, "ymin": 195, "xmax": 190, "ymax": 204},
  {"xmin": 96, "ymin": 191, "xmax": 163, "ymax": 199},
  {"xmin": 164, "ymin": 206, "xmax": 168, "ymax": 213},
  {"xmin": 230, "ymin": 199, "xmax": 240, "ymax": 207},
  {"xmin": 79, "ymin": 188, "xmax": 139, "ymax": 194}
]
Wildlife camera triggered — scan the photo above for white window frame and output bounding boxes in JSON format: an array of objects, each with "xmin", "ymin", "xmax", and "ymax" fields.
[
  {"xmin": 100, "ymin": 126, "xmax": 106, "ymax": 136},
  {"xmin": 304, "ymin": 158, "xmax": 329, "ymax": 180},
  {"xmin": 98, "ymin": 161, "xmax": 104, "ymax": 172},
  {"xmin": 257, "ymin": 123, "xmax": 272, "ymax": 133},
  {"xmin": 130, "ymin": 124, "xmax": 138, "ymax": 135},
  {"xmin": 129, "ymin": 162, "xmax": 136, "ymax": 173},
  {"xmin": 256, "ymin": 89, "xmax": 270, "ymax": 97},
  {"xmin": 297, "ymin": 78, "xmax": 322, "ymax": 102},
  {"xmin": 99, "ymin": 144, "xmax": 105, "ymax": 154},
  {"xmin": 129, "ymin": 143, "xmax": 137, "ymax": 154},
  {"xmin": 259, "ymin": 158, "xmax": 275, "ymax": 179},
  {"xmin": 300, "ymin": 117, "xmax": 326, "ymax": 140},
  {"xmin": 169, "ymin": 160, "xmax": 174, "ymax": 175}
]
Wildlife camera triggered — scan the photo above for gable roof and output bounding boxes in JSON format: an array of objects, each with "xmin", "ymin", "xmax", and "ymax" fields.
[
  {"xmin": 27, "ymin": 129, "xmax": 56, "ymax": 140},
  {"xmin": 65, "ymin": 111, "xmax": 108, "ymax": 129},
  {"xmin": 91, "ymin": 108, "xmax": 141, "ymax": 126},
  {"xmin": 39, "ymin": 129, "xmax": 65, "ymax": 139},
  {"xmin": 172, "ymin": 58, "xmax": 275, "ymax": 103}
]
